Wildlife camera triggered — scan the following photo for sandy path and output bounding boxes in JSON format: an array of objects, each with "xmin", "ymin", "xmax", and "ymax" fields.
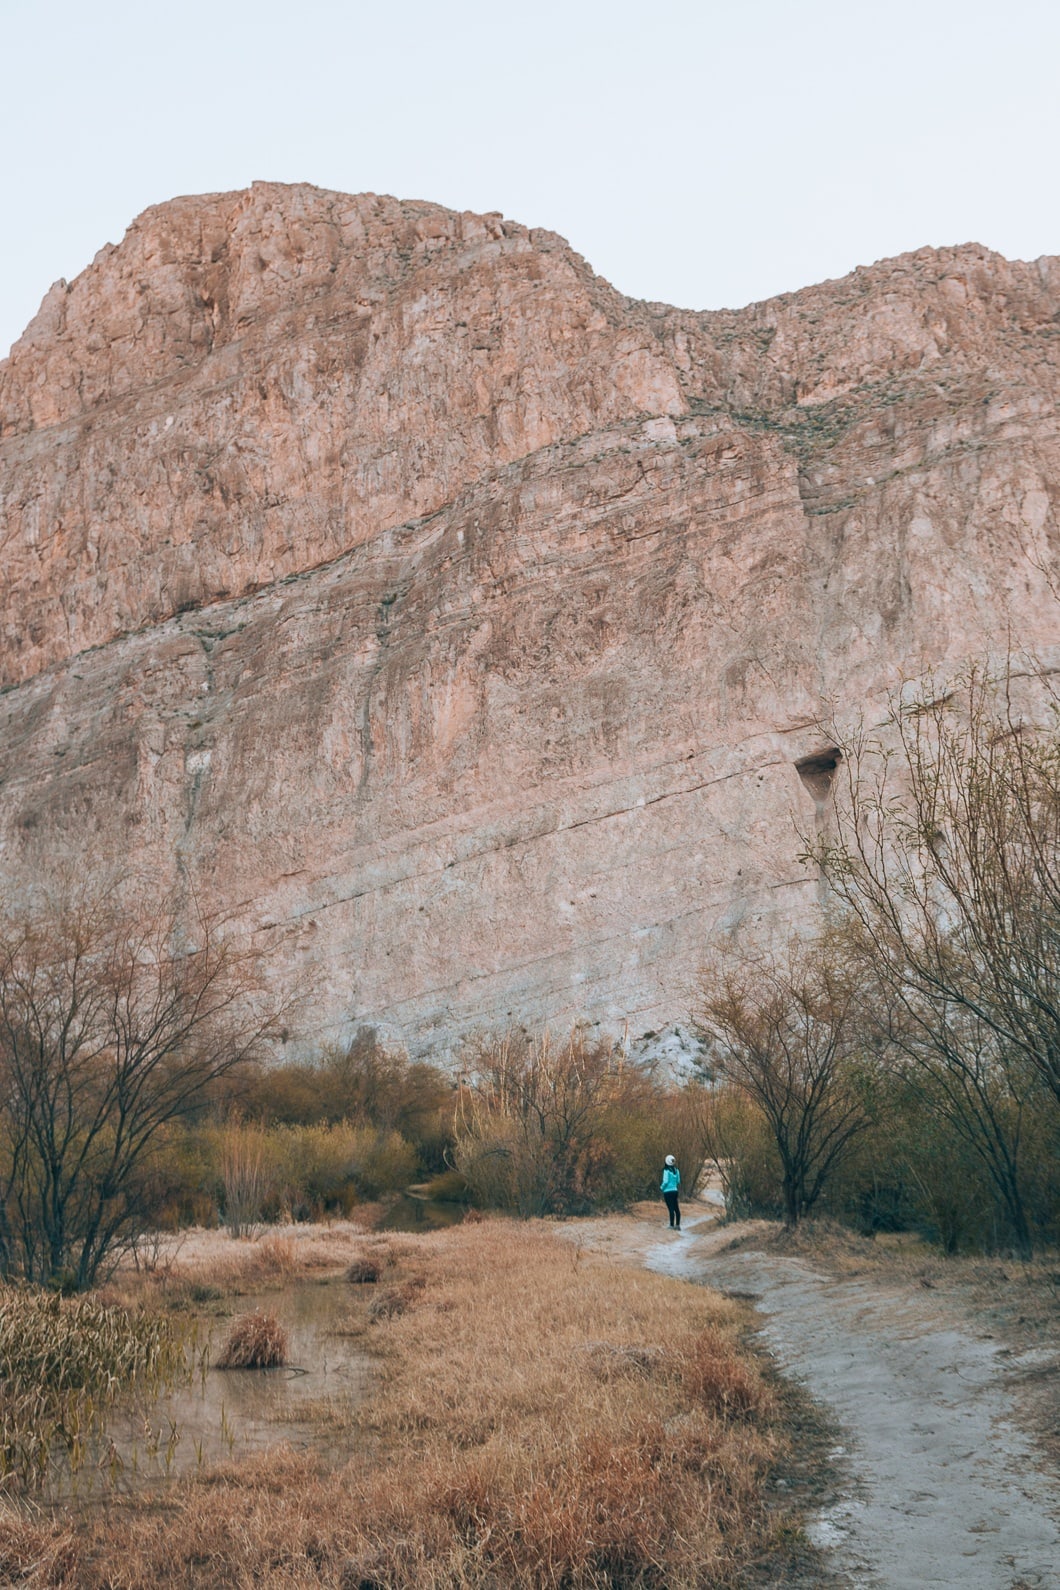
[{"xmin": 569, "ymin": 1207, "xmax": 1060, "ymax": 1590}]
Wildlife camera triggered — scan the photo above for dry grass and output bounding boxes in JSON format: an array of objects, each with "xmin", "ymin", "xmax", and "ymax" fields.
[
  {"xmin": 0, "ymin": 1290, "xmax": 189, "ymax": 1492},
  {"xmin": 215, "ymin": 1311, "xmax": 289, "ymax": 1370},
  {"xmin": 0, "ymin": 1221, "xmax": 798, "ymax": 1587},
  {"xmin": 109, "ymin": 1222, "xmax": 377, "ymax": 1311},
  {"xmin": 365, "ymin": 1285, "xmax": 416, "ymax": 1320}
]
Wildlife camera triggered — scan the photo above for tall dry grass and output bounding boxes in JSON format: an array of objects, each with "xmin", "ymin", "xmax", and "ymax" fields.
[
  {"xmin": 0, "ymin": 1222, "xmax": 791, "ymax": 1587},
  {"xmin": 219, "ymin": 1119, "xmax": 270, "ymax": 1237},
  {"xmin": 0, "ymin": 1289, "xmax": 189, "ymax": 1492}
]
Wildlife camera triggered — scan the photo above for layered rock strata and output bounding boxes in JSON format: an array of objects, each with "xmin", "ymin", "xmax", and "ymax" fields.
[{"xmin": 2, "ymin": 184, "xmax": 1058, "ymax": 1055}]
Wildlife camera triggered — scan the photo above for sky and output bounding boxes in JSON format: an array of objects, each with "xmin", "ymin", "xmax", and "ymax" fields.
[{"xmin": 2, "ymin": 0, "xmax": 1058, "ymax": 358}]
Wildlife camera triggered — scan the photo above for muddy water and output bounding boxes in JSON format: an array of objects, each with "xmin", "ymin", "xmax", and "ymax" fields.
[
  {"xmin": 378, "ymin": 1193, "xmax": 466, "ymax": 1232},
  {"xmin": 61, "ymin": 1278, "xmax": 369, "ymax": 1499},
  {"xmin": 51, "ymin": 1206, "xmax": 463, "ymax": 1498}
]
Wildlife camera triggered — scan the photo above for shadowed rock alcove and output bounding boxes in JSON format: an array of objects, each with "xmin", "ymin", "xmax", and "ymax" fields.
[{"xmin": 795, "ymin": 748, "xmax": 842, "ymax": 803}]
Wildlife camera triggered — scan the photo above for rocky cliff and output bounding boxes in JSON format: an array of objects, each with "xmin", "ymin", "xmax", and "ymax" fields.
[{"xmin": 2, "ymin": 183, "xmax": 1058, "ymax": 1056}]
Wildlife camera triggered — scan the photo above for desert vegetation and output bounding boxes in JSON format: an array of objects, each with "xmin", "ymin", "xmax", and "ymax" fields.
[
  {"xmin": 0, "ymin": 881, "xmax": 279, "ymax": 1289},
  {"xmin": 0, "ymin": 1220, "xmax": 802, "ymax": 1589},
  {"xmin": 215, "ymin": 1309, "xmax": 288, "ymax": 1369},
  {"xmin": 452, "ymin": 1027, "xmax": 707, "ymax": 1215},
  {"xmin": 695, "ymin": 945, "xmax": 871, "ymax": 1229},
  {"xmin": 25, "ymin": 1022, "xmax": 710, "ymax": 1251}
]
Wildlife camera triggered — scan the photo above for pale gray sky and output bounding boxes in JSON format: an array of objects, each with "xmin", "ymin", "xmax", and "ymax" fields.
[{"xmin": 2, "ymin": 0, "xmax": 1058, "ymax": 357}]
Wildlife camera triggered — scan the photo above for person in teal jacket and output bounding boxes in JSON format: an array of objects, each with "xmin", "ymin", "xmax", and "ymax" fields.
[{"xmin": 661, "ymin": 1155, "xmax": 681, "ymax": 1229}]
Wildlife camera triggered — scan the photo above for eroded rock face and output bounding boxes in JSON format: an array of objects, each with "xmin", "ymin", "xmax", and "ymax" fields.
[{"xmin": 2, "ymin": 184, "xmax": 1059, "ymax": 1055}]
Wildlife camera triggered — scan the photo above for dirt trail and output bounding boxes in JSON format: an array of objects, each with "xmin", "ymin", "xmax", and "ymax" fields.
[{"xmin": 569, "ymin": 1207, "xmax": 1060, "ymax": 1589}]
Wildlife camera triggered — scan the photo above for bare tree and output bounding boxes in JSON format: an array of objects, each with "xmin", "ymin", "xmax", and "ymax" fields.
[
  {"xmin": 819, "ymin": 666, "xmax": 1060, "ymax": 1104},
  {"xmin": 454, "ymin": 1028, "xmax": 658, "ymax": 1216},
  {"xmin": 695, "ymin": 945, "xmax": 871, "ymax": 1228},
  {"xmin": 0, "ymin": 882, "xmax": 279, "ymax": 1289},
  {"xmin": 847, "ymin": 943, "xmax": 1043, "ymax": 1254},
  {"xmin": 813, "ymin": 666, "xmax": 1060, "ymax": 1253}
]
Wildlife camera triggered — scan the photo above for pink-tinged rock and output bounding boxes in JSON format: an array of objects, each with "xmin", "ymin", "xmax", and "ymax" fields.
[{"xmin": 1, "ymin": 186, "xmax": 1059, "ymax": 1056}]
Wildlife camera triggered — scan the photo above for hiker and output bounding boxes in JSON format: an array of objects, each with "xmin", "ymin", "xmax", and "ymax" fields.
[{"xmin": 661, "ymin": 1154, "xmax": 681, "ymax": 1229}]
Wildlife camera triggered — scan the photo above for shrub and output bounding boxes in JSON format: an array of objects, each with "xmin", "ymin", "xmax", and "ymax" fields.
[
  {"xmin": 820, "ymin": 1066, "xmax": 1060, "ymax": 1254},
  {"xmin": 654, "ymin": 1082, "xmax": 717, "ymax": 1197},
  {"xmin": 343, "ymin": 1125, "xmax": 420, "ymax": 1200},
  {"xmin": 0, "ymin": 882, "xmax": 278, "ymax": 1289},
  {"xmin": 133, "ymin": 1123, "xmax": 219, "ymax": 1231},
  {"xmin": 417, "ymin": 1169, "xmax": 469, "ymax": 1202},
  {"xmin": 346, "ymin": 1258, "xmax": 382, "ymax": 1284},
  {"xmin": 701, "ymin": 1086, "xmax": 784, "ymax": 1220},
  {"xmin": 220, "ymin": 1120, "xmax": 271, "ymax": 1237},
  {"xmin": 453, "ymin": 1028, "xmax": 678, "ymax": 1216},
  {"xmin": 240, "ymin": 1030, "xmax": 457, "ymax": 1173},
  {"xmin": 265, "ymin": 1122, "xmax": 360, "ymax": 1217},
  {"xmin": 195, "ymin": 1120, "xmax": 422, "ymax": 1227},
  {"xmin": 366, "ymin": 1283, "xmax": 421, "ymax": 1322}
]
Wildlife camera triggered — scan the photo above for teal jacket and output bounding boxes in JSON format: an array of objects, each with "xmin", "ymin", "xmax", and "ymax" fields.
[{"xmin": 661, "ymin": 1165, "xmax": 680, "ymax": 1193}]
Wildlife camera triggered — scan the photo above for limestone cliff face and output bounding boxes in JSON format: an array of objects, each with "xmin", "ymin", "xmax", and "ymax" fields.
[
  {"xmin": 2, "ymin": 184, "xmax": 1059, "ymax": 1055},
  {"xmin": 0, "ymin": 187, "xmax": 682, "ymax": 687}
]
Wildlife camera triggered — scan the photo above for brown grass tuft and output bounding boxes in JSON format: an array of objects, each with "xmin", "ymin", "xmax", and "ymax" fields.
[
  {"xmin": 680, "ymin": 1326, "xmax": 773, "ymax": 1418},
  {"xmin": 345, "ymin": 1258, "xmax": 382, "ymax": 1284},
  {"xmin": 0, "ymin": 1512, "xmax": 78, "ymax": 1582},
  {"xmin": 366, "ymin": 1280, "xmax": 423, "ymax": 1322},
  {"xmin": 215, "ymin": 1311, "xmax": 288, "ymax": 1369}
]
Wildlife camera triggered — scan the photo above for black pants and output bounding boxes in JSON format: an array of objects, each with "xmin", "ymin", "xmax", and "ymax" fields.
[{"xmin": 663, "ymin": 1190, "xmax": 680, "ymax": 1228}]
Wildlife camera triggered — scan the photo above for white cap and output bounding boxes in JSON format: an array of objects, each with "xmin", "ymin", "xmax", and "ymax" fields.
[{"xmin": 664, "ymin": 1155, "xmax": 676, "ymax": 1166}]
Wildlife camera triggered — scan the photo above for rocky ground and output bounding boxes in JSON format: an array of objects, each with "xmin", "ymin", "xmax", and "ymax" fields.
[{"xmin": 567, "ymin": 1201, "xmax": 1060, "ymax": 1590}]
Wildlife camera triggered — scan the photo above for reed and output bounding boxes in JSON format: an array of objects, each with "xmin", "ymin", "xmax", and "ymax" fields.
[{"xmin": 0, "ymin": 1288, "xmax": 189, "ymax": 1491}]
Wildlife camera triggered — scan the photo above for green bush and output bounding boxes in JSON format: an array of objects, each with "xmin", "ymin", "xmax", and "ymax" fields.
[
  {"xmin": 126, "ymin": 1122, "xmax": 221, "ymax": 1231},
  {"xmin": 342, "ymin": 1125, "xmax": 420, "ymax": 1200},
  {"xmin": 265, "ymin": 1123, "xmax": 361, "ymax": 1218},
  {"xmin": 727, "ymin": 1055, "xmax": 1060, "ymax": 1255},
  {"xmin": 193, "ymin": 1119, "xmax": 422, "ymax": 1227},
  {"xmin": 237, "ymin": 1030, "xmax": 457, "ymax": 1174}
]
